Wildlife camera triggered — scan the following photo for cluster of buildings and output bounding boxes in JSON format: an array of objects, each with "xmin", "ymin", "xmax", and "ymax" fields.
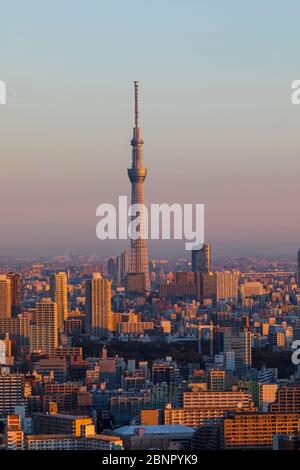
[{"xmin": 0, "ymin": 245, "xmax": 299, "ymax": 450}]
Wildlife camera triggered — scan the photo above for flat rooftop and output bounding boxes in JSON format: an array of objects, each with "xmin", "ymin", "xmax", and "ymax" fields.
[
  {"xmin": 32, "ymin": 413, "xmax": 91, "ymax": 420},
  {"xmin": 113, "ymin": 425, "xmax": 195, "ymax": 436}
]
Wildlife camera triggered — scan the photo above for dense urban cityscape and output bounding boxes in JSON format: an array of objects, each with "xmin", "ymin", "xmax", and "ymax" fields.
[
  {"xmin": 0, "ymin": 80, "xmax": 300, "ymax": 454},
  {"xmin": 1, "ymin": 249, "xmax": 300, "ymax": 451}
]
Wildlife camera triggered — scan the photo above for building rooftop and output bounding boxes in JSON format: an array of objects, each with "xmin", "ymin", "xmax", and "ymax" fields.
[
  {"xmin": 113, "ymin": 425, "xmax": 195, "ymax": 436},
  {"xmin": 26, "ymin": 433, "xmax": 121, "ymax": 442},
  {"xmin": 26, "ymin": 434, "xmax": 78, "ymax": 441},
  {"xmin": 32, "ymin": 413, "xmax": 91, "ymax": 420},
  {"xmin": 87, "ymin": 434, "xmax": 122, "ymax": 442}
]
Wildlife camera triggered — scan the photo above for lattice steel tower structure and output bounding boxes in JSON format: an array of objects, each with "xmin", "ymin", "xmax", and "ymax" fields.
[{"xmin": 127, "ymin": 81, "xmax": 150, "ymax": 290}]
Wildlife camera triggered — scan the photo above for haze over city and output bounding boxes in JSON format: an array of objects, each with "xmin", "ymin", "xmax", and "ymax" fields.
[{"xmin": 1, "ymin": 0, "xmax": 299, "ymax": 257}]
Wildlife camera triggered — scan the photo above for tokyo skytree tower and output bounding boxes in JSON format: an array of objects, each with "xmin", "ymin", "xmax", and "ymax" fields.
[{"xmin": 127, "ymin": 81, "xmax": 150, "ymax": 290}]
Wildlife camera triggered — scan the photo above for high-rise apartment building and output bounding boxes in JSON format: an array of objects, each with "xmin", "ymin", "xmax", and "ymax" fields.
[
  {"xmin": 215, "ymin": 271, "xmax": 239, "ymax": 303},
  {"xmin": 108, "ymin": 252, "xmax": 130, "ymax": 284},
  {"xmin": 270, "ymin": 385, "xmax": 300, "ymax": 413},
  {"xmin": 24, "ymin": 433, "xmax": 122, "ymax": 450},
  {"xmin": 85, "ymin": 273, "xmax": 113, "ymax": 337},
  {"xmin": 0, "ymin": 275, "xmax": 11, "ymax": 319},
  {"xmin": 30, "ymin": 299, "xmax": 58, "ymax": 356},
  {"xmin": 164, "ymin": 406, "xmax": 226, "ymax": 428},
  {"xmin": 198, "ymin": 271, "xmax": 216, "ymax": 302},
  {"xmin": 7, "ymin": 273, "xmax": 21, "ymax": 316},
  {"xmin": 50, "ymin": 272, "xmax": 68, "ymax": 332},
  {"xmin": 2, "ymin": 333, "xmax": 12, "ymax": 365},
  {"xmin": 183, "ymin": 390, "xmax": 253, "ymax": 410},
  {"xmin": 208, "ymin": 369, "xmax": 233, "ymax": 391},
  {"xmin": 159, "ymin": 272, "xmax": 196, "ymax": 299},
  {"xmin": 196, "ymin": 271, "xmax": 239, "ymax": 304},
  {"xmin": 223, "ymin": 413, "xmax": 300, "ymax": 449},
  {"xmin": 127, "ymin": 81, "xmax": 150, "ymax": 291},
  {"xmin": 240, "ymin": 281, "xmax": 264, "ymax": 303},
  {"xmin": 192, "ymin": 243, "xmax": 211, "ymax": 273},
  {"xmin": 0, "ymin": 371, "xmax": 24, "ymax": 415},
  {"xmin": 107, "ymin": 257, "xmax": 116, "ymax": 281},
  {"xmin": 5, "ymin": 415, "xmax": 24, "ymax": 450},
  {"xmin": 259, "ymin": 383, "xmax": 278, "ymax": 412},
  {"xmin": 164, "ymin": 389, "xmax": 254, "ymax": 429},
  {"xmin": 0, "ymin": 316, "xmax": 30, "ymax": 351}
]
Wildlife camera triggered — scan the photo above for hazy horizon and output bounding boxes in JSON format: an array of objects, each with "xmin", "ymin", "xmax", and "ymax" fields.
[{"xmin": 1, "ymin": 0, "xmax": 299, "ymax": 257}]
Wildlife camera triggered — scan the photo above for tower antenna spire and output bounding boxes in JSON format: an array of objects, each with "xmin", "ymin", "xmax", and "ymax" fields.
[{"xmin": 134, "ymin": 80, "xmax": 139, "ymax": 128}]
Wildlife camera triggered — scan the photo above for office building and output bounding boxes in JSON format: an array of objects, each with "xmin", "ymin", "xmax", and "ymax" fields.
[
  {"xmin": 222, "ymin": 331, "xmax": 252, "ymax": 374},
  {"xmin": 152, "ymin": 359, "xmax": 180, "ymax": 388},
  {"xmin": 116, "ymin": 251, "xmax": 130, "ymax": 284},
  {"xmin": 192, "ymin": 243, "xmax": 211, "ymax": 273}
]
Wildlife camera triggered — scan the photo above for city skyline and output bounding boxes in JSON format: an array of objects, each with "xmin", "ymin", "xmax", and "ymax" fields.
[
  {"xmin": 0, "ymin": 0, "xmax": 299, "ymax": 257},
  {"xmin": 1, "ymin": 1, "xmax": 300, "ymax": 458}
]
